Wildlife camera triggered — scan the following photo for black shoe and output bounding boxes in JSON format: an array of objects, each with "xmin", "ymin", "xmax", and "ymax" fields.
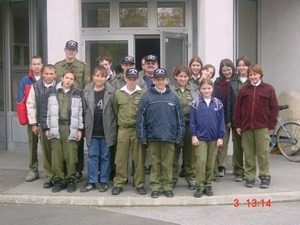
[
  {"xmin": 163, "ymin": 190, "xmax": 174, "ymax": 198},
  {"xmin": 80, "ymin": 182, "xmax": 96, "ymax": 192},
  {"xmin": 52, "ymin": 180, "xmax": 66, "ymax": 193},
  {"xmin": 260, "ymin": 176, "xmax": 271, "ymax": 189},
  {"xmin": 179, "ymin": 169, "xmax": 185, "ymax": 178},
  {"xmin": 136, "ymin": 187, "xmax": 147, "ymax": 195},
  {"xmin": 75, "ymin": 172, "xmax": 83, "ymax": 182},
  {"xmin": 194, "ymin": 188, "xmax": 204, "ymax": 198},
  {"xmin": 204, "ymin": 186, "xmax": 214, "ymax": 196},
  {"xmin": 67, "ymin": 181, "xmax": 76, "ymax": 193},
  {"xmin": 151, "ymin": 191, "xmax": 160, "ymax": 198},
  {"xmin": 213, "ymin": 176, "xmax": 221, "ymax": 182},
  {"xmin": 43, "ymin": 179, "xmax": 53, "ymax": 188},
  {"xmin": 245, "ymin": 179, "xmax": 255, "ymax": 188},
  {"xmin": 234, "ymin": 174, "xmax": 244, "ymax": 182},
  {"xmin": 111, "ymin": 187, "xmax": 123, "ymax": 195},
  {"xmin": 188, "ymin": 181, "xmax": 196, "ymax": 190},
  {"xmin": 99, "ymin": 182, "xmax": 108, "ymax": 192}
]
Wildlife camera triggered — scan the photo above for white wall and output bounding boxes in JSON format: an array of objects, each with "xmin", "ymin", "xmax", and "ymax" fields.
[
  {"xmin": 47, "ymin": 0, "xmax": 82, "ymax": 64},
  {"xmin": 198, "ymin": 0, "xmax": 234, "ymax": 75},
  {"xmin": 261, "ymin": 0, "xmax": 300, "ymax": 95}
]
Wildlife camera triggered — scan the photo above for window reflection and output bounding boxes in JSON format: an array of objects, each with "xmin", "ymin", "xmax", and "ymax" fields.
[
  {"xmin": 157, "ymin": 2, "xmax": 185, "ymax": 27},
  {"xmin": 119, "ymin": 2, "xmax": 148, "ymax": 27},
  {"xmin": 82, "ymin": 2, "xmax": 110, "ymax": 28}
]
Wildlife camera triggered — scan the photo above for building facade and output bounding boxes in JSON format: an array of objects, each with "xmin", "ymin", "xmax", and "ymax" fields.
[{"xmin": 0, "ymin": 0, "xmax": 299, "ymax": 150}]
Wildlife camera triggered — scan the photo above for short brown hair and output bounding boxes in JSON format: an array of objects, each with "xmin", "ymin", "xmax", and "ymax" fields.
[
  {"xmin": 173, "ymin": 65, "xmax": 191, "ymax": 78},
  {"xmin": 248, "ymin": 64, "xmax": 264, "ymax": 78}
]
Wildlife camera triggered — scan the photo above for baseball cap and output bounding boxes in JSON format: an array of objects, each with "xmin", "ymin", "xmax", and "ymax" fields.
[
  {"xmin": 126, "ymin": 68, "xmax": 139, "ymax": 79},
  {"xmin": 154, "ymin": 68, "xmax": 168, "ymax": 78},
  {"xmin": 145, "ymin": 54, "xmax": 158, "ymax": 62},
  {"xmin": 65, "ymin": 40, "xmax": 78, "ymax": 50},
  {"xmin": 121, "ymin": 56, "xmax": 135, "ymax": 64}
]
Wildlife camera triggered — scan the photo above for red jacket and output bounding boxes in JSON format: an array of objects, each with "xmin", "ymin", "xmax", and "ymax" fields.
[
  {"xmin": 234, "ymin": 81, "xmax": 278, "ymax": 132},
  {"xmin": 16, "ymin": 70, "xmax": 36, "ymax": 125}
]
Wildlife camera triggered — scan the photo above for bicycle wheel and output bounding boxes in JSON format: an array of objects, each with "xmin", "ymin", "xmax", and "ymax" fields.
[{"xmin": 276, "ymin": 121, "xmax": 300, "ymax": 162}]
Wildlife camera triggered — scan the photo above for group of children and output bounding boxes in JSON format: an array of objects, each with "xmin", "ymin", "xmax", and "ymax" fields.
[{"xmin": 17, "ymin": 44, "xmax": 278, "ymax": 198}]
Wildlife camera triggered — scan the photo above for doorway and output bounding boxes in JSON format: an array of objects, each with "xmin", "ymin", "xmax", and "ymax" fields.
[{"xmin": 135, "ymin": 37, "xmax": 160, "ymax": 70}]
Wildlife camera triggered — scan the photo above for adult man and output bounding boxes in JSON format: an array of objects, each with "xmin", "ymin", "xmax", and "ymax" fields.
[
  {"xmin": 55, "ymin": 40, "xmax": 90, "ymax": 182},
  {"xmin": 139, "ymin": 54, "xmax": 159, "ymax": 88},
  {"xmin": 26, "ymin": 64, "xmax": 57, "ymax": 188},
  {"xmin": 17, "ymin": 56, "xmax": 43, "ymax": 182}
]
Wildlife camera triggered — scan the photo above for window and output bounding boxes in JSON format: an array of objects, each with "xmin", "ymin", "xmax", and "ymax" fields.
[
  {"xmin": 82, "ymin": 2, "xmax": 110, "ymax": 27},
  {"xmin": 157, "ymin": 2, "xmax": 185, "ymax": 27},
  {"xmin": 119, "ymin": 2, "xmax": 148, "ymax": 27}
]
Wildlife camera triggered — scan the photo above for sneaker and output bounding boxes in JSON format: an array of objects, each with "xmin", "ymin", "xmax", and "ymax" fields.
[
  {"xmin": 136, "ymin": 187, "xmax": 147, "ymax": 195},
  {"xmin": 43, "ymin": 178, "xmax": 54, "ymax": 188},
  {"xmin": 188, "ymin": 181, "xmax": 196, "ymax": 190},
  {"xmin": 80, "ymin": 182, "xmax": 96, "ymax": 192},
  {"xmin": 99, "ymin": 182, "xmax": 108, "ymax": 192},
  {"xmin": 163, "ymin": 190, "xmax": 174, "ymax": 198},
  {"xmin": 213, "ymin": 176, "xmax": 221, "ymax": 182},
  {"xmin": 111, "ymin": 187, "xmax": 123, "ymax": 195},
  {"xmin": 245, "ymin": 179, "xmax": 255, "ymax": 188},
  {"xmin": 260, "ymin": 176, "xmax": 271, "ymax": 189},
  {"xmin": 204, "ymin": 186, "xmax": 214, "ymax": 196},
  {"xmin": 25, "ymin": 171, "xmax": 39, "ymax": 182},
  {"xmin": 75, "ymin": 172, "xmax": 83, "ymax": 182},
  {"xmin": 194, "ymin": 188, "xmax": 204, "ymax": 198},
  {"xmin": 218, "ymin": 166, "xmax": 225, "ymax": 177},
  {"xmin": 151, "ymin": 191, "xmax": 160, "ymax": 198},
  {"xmin": 234, "ymin": 174, "xmax": 244, "ymax": 182},
  {"xmin": 52, "ymin": 180, "xmax": 66, "ymax": 193},
  {"xmin": 67, "ymin": 181, "xmax": 76, "ymax": 193}
]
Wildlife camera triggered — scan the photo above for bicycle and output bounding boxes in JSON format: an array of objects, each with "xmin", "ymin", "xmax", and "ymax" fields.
[{"xmin": 269, "ymin": 105, "xmax": 300, "ymax": 162}]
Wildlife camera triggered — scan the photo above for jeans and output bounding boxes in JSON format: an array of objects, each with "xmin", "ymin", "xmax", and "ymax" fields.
[{"xmin": 87, "ymin": 137, "xmax": 110, "ymax": 183}]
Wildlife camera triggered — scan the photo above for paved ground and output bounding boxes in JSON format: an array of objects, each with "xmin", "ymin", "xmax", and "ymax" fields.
[{"xmin": 0, "ymin": 150, "xmax": 299, "ymax": 207}]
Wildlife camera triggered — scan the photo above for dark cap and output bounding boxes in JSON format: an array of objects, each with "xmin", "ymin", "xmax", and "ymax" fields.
[
  {"xmin": 154, "ymin": 68, "xmax": 168, "ymax": 78},
  {"xmin": 65, "ymin": 40, "xmax": 78, "ymax": 50},
  {"xmin": 145, "ymin": 54, "xmax": 158, "ymax": 62},
  {"xmin": 126, "ymin": 68, "xmax": 139, "ymax": 79},
  {"xmin": 121, "ymin": 55, "xmax": 135, "ymax": 64}
]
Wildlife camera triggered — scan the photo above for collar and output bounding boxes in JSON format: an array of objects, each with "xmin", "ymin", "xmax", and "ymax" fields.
[
  {"xmin": 251, "ymin": 80, "xmax": 262, "ymax": 86},
  {"xmin": 120, "ymin": 84, "xmax": 142, "ymax": 95}
]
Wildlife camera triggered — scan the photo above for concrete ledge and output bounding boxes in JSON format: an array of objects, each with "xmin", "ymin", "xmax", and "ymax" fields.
[{"xmin": 1, "ymin": 191, "xmax": 300, "ymax": 207}]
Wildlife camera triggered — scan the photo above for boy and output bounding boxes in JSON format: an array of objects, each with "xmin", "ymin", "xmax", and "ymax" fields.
[
  {"xmin": 136, "ymin": 68, "xmax": 185, "ymax": 198},
  {"xmin": 80, "ymin": 66, "xmax": 117, "ymax": 192},
  {"xmin": 111, "ymin": 68, "xmax": 146, "ymax": 195},
  {"xmin": 17, "ymin": 56, "xmax": 43, "ymax": 182},
  {"xmin": 41, "ymin": 70, "xmax": 83, "ymax": 193},
  {"xmin": 26, "ymin": 64, "xmax": 57, "ymax": 188}
]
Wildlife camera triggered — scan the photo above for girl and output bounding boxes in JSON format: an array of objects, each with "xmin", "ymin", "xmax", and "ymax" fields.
[
  {"xmin": 171, "ymin": 65, "xmax": 199, "ymax": 190},
  {"xmin": 234, "ymin": 64, "xmax": 278, "ymax": 189},
  {"xmin": 212, "ymin": 58, "xmax": 235, "ymax": 181},
  {"xmin": 41, "ymin": 70, "xmax": 83, "ymax": 193},
  {"xmin": 200, "ymin": 64, "xmax": 216, "ymax": 81},
  {"xmin": 227, "ymin": 56, "xmax": 251, "ymax": 182},
  {"xmin": 190, "ymin": 78, "xmax": 225, "ymax": 198},
  {"xmin": 188, "ymin": 56, "xmax": 203, "ymax": 86}
]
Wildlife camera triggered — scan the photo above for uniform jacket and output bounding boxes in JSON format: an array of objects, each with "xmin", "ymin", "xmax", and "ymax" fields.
[
  {"xmin": 234, "ymin": 81, "xmax": 279, "ymax": 132},
  {"xmin": 136, "ymin": 85, "xmax": 185, "ymax": 143},
  {"xmin": 226, "ymin": 74, "xmax": 249, "ymax": 127},
  {"xmin": 82, "ymin": 81, "xmax": 117, "ymax": 146},
  {"xmin": 27, "ymin": 79, "xmax": 57, "ymax": 125},
  {"xmin": 16, "ymin": 70, "xmax": 37, "ymax": 125},
  {"xmin": 41, "ymin": 82, "xmax": 84, "ymax": 140},
  {"xmin": 55, "ymin": 58, "xmax": 90, "ymax": 90},
  {"xmin": 190, "ymin": 96, "xmax": 226, "ymax": 141},
  {"xmin": 170, "ymin": 82, "xmax": 199, "ymax": 124}
]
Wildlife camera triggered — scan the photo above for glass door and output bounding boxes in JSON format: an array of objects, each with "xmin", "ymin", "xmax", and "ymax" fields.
[{"xmin": 83, "ymin": 35, "xmax": 134, "ymax": 74}]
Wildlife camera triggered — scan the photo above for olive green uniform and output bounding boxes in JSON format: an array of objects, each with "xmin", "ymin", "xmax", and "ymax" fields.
[
  {"xmin": 172, "ymin": 83, "xmax": 198, "ymax": 186},
  {"xmin": 55, "ymin": 58, "xmax": 90, "ymax": 174},
  {"xmin": 113, "ymin": 87, "xmax": 146, "ymax": 188}
]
